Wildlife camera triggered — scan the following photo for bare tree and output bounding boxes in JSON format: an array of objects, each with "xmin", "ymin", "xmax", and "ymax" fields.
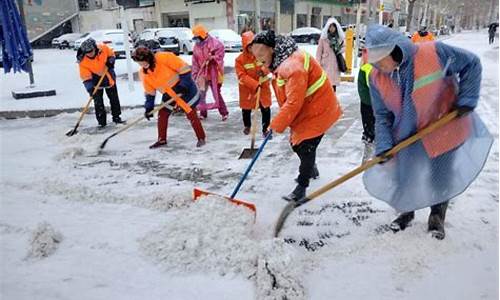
[{"xmin": 406, "ymin": 0, "xmax": 418, "ymax": 32}]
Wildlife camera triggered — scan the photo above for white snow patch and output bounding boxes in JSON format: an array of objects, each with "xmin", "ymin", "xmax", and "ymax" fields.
[
  {"xmin": 140, "ymin": 195, "xmax": 307, "ymax": 299},
  {"xmin": 255, "ymin": 239, "xmax": 306, "ymax": 300},
  {"xmin": 140, "ymin": 195, "xmax": 258, "ymax": 277},
  {"xmin": 27, "ymin": 222, "xmax": 63, "ymax": 259}
]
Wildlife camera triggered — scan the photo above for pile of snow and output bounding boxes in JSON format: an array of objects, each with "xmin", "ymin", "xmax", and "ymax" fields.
[
  {"xmin": 140, "ymin": 195, "xmax": 258, "ymax": 277},
  {"xmin": 28, "ymin": 222, "xmax": 63, "ymax": 259},
  {"xmin": 255, "ymin": 240, "xmax": 306, "ymax": 300},
  {"xmin": 140, "ymin": 195, "xmax": 307, "ymax": 299}
]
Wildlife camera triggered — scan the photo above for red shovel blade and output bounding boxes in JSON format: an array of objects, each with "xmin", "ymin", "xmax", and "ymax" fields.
[{"xmin": 193, "ymin": 188, "xmax": 256, "ymax": 213}]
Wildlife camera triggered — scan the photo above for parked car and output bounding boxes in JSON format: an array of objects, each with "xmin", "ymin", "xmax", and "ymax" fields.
[
  {"xmin": 166, "ymin": 27, "xmax": 194, "ymax": 54},
  {"xmin": 137, "ymin": 28, "xmax": 180, "ymax": 55},
  {"xmin": 289, "ymin": 27, "xmax": 321, "ymax": 44},
  {"xmin": 52, "ymin": 33, "xmax": 84, "ymax": 49},
  {"xmin": 209, "ymin": 29, "xmax": 242, "ymax": 52},
  {"xmin": 73, "ymin": 30, "xmax": 133, "ymax": 58}
]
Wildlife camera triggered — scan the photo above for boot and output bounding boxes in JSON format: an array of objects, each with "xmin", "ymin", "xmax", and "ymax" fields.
[
  {"xmin": 428, "ymin": 202, "xmax": 448, "ymax": 240},
  {"xmin": 196, "ymin": 139, "xmax": 206, "ymax": 147},
  {"xmin": 113, "ymin": 117, "xmax": 126, "ymax": 124},
  {"xmin": 282, "ymin": 184, "xmax": 306, "ymax": 202},
  {"xmin": 295, "ymin": 164, "xmax": 319, "ymax": 183},
  {"xmin": 221, "ymin": 115, "xmax": 228, "ymax": 122},
  {"xmin": 149, "ymin": 140, "xmax": 167, "ymax": 149},
  {"xmin": 243, "ymin": 127, "xmax": 250, "ymax": 135},
  {"xmin": 389, "ymin": 211, "xmax": 415, "ymax": 232}
]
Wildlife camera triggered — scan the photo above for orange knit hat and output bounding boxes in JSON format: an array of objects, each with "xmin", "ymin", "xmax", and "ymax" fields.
[{"xmin": 192, "ymin": 24, "xmax": 208, "ymax": 39}]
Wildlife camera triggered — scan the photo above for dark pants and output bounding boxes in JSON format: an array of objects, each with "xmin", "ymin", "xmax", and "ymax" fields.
[
  {"xmin": 489, "ymin": 33, "xmax": 495, "ymax": 44},
  {"xmin": 242, "ymin": 106, "xmax": 271, "ymax": 133},
  {"xmin": 360, "ymin": 102, "xmax": 375, "ymax": 142},
  {"xmin": 292, "ymin": 135, "xmax": 323, "ymax": 187},
  {"xmin": 93, "ymin": 85, "xmax": 122, "ymax": 125},
  {"xmin": 332, "ymin": 85, "xmax": 337, "ymax": 92}
]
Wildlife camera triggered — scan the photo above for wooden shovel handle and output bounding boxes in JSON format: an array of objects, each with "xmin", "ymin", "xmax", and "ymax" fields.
[{"xmin": 305, "ymin": 110, "xmax": 459, "ymax": 202}]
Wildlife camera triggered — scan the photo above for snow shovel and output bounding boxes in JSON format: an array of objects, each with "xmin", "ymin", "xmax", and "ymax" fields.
[
  {"xmin": 239, "ymin": 86, "xmax": 262, "ymax": 159},
  {"xmin": 66, "ymin": 68, "xmax": 108, "ymax": 137},
  {"xmin": 98, "ymin": 98, "xmax": 176, "ymax": 150},
  {"xmin": 194, "ymin": 130, "xmax": 274, "ymax": 213},
  {"xmin": 274, "ymin": 110, "xmax": 460, "ymax": 237}
]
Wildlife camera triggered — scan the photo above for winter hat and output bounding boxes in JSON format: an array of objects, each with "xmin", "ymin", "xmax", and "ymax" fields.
[
  {"xmin": 250, "ymin": 30, "xmax": 276, "ymax": 48},
  {"xmin": 76, "ymin": 38, "xmax": 98, "ymax": 62},
  {"xmin": 80, "ymin": 38, "xmax": 97, "ymax": 54},
  {"xmin": 192, "ymin": 24, "xmax": 208, "ymax": 40}
]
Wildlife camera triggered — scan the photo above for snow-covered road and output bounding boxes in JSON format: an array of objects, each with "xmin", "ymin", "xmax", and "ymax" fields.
[{"xmin": 1, "ymin": 31, "xmax": 498, "ymax": 300}]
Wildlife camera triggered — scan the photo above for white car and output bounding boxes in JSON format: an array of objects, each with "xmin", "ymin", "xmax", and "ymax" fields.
[
  {"xmin": 165, "ymin": 27, "xmax": 194, "ymax": 54},
  {"xmin": 209, "ymin": 29, "xmax": 242, "ymax": 52},
  {"xmin": 52, "ymin": 33, "xmax": 84, "ymax": 49},
  {"xmin": 74, "ymin": 30, "xmax": 133, "ymax": 58}
]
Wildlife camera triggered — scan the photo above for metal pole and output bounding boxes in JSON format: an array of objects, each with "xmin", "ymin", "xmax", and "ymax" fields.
[
  {"xmin": 379, "ymin": 0, "xmax": 384, "ymax": 25},
  {"xmin": 354, "ymin": 2, "xmax": 362, "ymax": 68},
  {"xmin": 121, "ymin": 6, "xmax": 134, "ymax": 92},
  {"xmin": 16, "ymin": 0, "xmax": 35, "ymax": 86}
]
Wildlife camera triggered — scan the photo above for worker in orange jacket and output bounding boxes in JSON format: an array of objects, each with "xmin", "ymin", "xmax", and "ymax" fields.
[
  {"xmin": 411, "ymin": 27, "xmax": 435, "ymax": 43},
  {"xmin": 77, "ymin": 38, "xmax": 124, "ymax": 127},
  {"xmin": 251, "ymin": 31, "xmax": 343, "ymax": 201},
  {"xmin": 235, "ymin": 31, "xmax": 272, "ymax": 136},
  {"xmin": 131, "ymin": 46, "xmax": 206, "ymax": 148}
]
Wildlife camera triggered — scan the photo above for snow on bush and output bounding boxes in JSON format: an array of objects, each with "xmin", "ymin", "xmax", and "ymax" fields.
[{"xmin": 28, "ymin": 222, "xmax": 63, "ymax": 259}]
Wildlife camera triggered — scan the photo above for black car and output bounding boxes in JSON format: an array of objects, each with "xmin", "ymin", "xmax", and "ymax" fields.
[
  {"xmin": 289, "ymin": 27, "xmax": 322, "ymax": 44},
  {"xmin": 136, "ymin": 28, "xmax": 180, "ymax": 56}
]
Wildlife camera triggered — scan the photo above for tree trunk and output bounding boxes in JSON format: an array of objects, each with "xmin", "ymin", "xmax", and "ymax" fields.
[{"xmin": 406, "ymin": 0, "xmax": 417, "ymax": 33}]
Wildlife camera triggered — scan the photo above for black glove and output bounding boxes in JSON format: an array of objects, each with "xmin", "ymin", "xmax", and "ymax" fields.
[
  {"xmin": 455, "ymin": 105, "xmax": 474, "ymax": 118},
  {"xmin": 377, "ymin": 150, "xmax": 393, "ymax": 164},
  {"xmin": 106, "ymin": 56, "xmax": 115, "ymax": 69},
  {"xmin": 144, "ymin": 107, "xmax": 153, "ymax": 121}
]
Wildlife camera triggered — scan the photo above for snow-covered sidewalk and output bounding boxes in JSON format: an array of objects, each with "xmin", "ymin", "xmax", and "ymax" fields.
[{"xmin": 0, "ymin": 31, "xmax": 498, "ymax": 300}]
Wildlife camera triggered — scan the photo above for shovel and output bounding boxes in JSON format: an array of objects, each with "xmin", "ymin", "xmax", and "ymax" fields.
[
  {"xmin": 66, "ymin": 68, "xmax": 108, "ymax": 136},
  {"xmin": 194, "ymin": 129, "xmax": 274, "ymax": 213},
  {"xmin": 274, "ymin": 110, "xmax": 460, "ymax": 237},
  {"xmin": 98, "ymin": 98, "xmax": 175, "ymax": 151},
  {"xmin": 239, "ymin": 86, "xmax": 262, "ymax": 159}
]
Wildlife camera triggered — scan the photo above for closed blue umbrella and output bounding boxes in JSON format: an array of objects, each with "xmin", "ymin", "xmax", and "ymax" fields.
[{"xmin": 0, "ymin": 0, "xmax": 33, "ymax": 74}]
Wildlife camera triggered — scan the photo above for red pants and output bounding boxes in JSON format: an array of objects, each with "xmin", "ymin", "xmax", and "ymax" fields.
[{"xmin": 157, "ymin": 108, "xmax": 206, "ymax": 142}]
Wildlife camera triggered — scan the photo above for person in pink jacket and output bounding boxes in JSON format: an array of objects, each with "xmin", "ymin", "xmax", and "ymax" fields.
[
  {"xmin": 316, "ymin": 17, "xmax": 345, "ymax": 92},
  {"xmin": 191, "ymin": 24, "xmax": 229, "ymax": 121}
]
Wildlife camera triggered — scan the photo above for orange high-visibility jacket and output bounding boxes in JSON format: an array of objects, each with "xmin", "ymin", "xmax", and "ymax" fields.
[
  {"xmin": 271, "ymin": 50, "xmax": 343, "ymax": 146},
  {"xmin": 235, "ymin": 31, "xmax": 272, "ymax": 110},
  {"xmin": 79, "ymin": 43, "xmax": 115, "ymax": 86},
  {"xmin": 139, "ymin": 52, "xmax": 191, "ymax": 96}
]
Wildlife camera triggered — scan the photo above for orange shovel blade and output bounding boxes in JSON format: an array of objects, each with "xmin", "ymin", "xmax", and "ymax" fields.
[{"xmin": 193, "ymin": 188, "xmax": 256, "ymax": 213}]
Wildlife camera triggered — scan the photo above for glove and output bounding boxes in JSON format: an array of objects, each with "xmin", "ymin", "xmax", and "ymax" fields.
[
  {"xmin": 144, "ymin": 107, "xmax": 153, "ymax": 120},
  {"xmin": 256, "ymin": 70, "xmax": 265, "ymax": 77},
  {"xmin": 455, "ymin": 105, "xmax": 474, "ymax": 118},
  {"xmin": 106, "ymin": 56, "xmax": 115, "ymax": 69},
  {"xmin": 377, "ymin": 150, "xmax": 393, "ymax": 164}
]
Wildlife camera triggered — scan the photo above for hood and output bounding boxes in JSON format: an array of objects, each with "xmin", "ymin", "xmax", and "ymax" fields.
[
  {"xmin": 192, "ymin": 24, "xmax": 208, "ymax": 39},
  {"xmin": 241, "ymin": 31, "xmax": 254, "ymax": 51},
  {"xmin": 320, "ymin": 17, "xmax": 345, "ymax": 41},
  {"xmin": 365, "ymin": 24, "xmax": 415, "ymax": 65}
]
